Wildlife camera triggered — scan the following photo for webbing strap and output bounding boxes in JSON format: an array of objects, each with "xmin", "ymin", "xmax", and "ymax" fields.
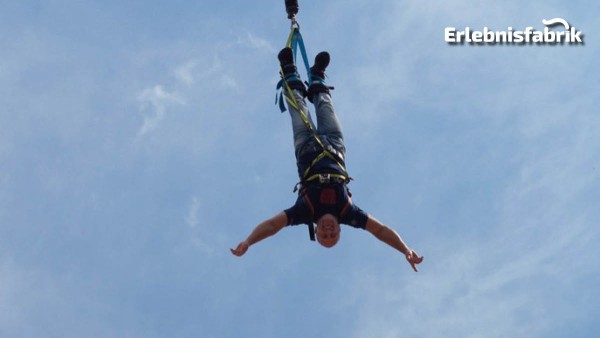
[
  {"xmin": 289, "ymin": 29, "xmax": 311, "ymax": 81},
  {"xmin": 304, "ymin": 173, "xmax": 348, "ymax": 183},
  {"xmin": 307, "ymin": 222, "xmax": 316, "ymax": 241},
  {"xmin": 302, "ymin": 150, "xmax": 347, "ymax": 179}
]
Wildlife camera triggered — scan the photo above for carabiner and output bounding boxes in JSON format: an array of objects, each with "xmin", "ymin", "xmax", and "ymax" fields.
[{"xmin": 290, "ymin": 17, "xmax": 300, "ymax": 29}]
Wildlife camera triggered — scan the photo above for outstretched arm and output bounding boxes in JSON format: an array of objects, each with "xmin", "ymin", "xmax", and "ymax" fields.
[
  {"xmin": 230, "ymin": 211, "xmax": 288, "ymax": 257},
  {"xmin": 365, "ymin": 215, "xmax": 424, "ymax": 272}
]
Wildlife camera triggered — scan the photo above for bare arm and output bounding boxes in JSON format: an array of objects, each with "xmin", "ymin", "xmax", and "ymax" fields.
[
  {"xmin": 365, "ymin": 215, "xmax": 424, "ymax": 272},
  {"xmin": 230, "ymin": 211, "xmax": 288, "ymax": 256}
]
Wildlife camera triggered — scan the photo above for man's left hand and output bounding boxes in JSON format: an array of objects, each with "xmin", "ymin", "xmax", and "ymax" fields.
[{"xmin": 405, "ymin": 249, "xmax": 424, "ymax": 272}]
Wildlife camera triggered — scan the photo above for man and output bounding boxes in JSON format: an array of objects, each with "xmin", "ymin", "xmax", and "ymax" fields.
[{"xmin": 231, "ymin": 47, "xmax": 423, "ymax": 272}]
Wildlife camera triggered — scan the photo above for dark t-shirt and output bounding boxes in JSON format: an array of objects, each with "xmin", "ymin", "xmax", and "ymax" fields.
[{"xmin": 284, "ymin": 182, "xmax": 369, "ymax": 229}]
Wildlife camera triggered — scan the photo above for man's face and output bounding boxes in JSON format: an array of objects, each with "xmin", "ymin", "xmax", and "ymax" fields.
[{"xmin": 316, "ymin": 214, "xmax": 340, "ymax": 248}]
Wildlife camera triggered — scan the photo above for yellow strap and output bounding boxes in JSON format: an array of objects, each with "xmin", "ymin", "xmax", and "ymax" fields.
[
  {"xmin": 286, "ymin": 27, "xmax": 295, "ymax": 47},
  {"xmin": 302, "ymin": 151, "xmax": 327, "ymax": 178},
  {"xmin": 304, "ymin": 173, "xmax": 348, "ymax": 183},
  {"xmin": 302, "ymin": 150, "xmax": 349, "ymax": 179}
]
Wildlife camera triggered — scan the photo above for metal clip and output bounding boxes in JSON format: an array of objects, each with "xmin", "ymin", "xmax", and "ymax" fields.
[
  {"xmin": 290, "ymin": 18, "xmax": 300, "ymax": 29},
  {"xmin": 319, "ymin": 174, "xmax": 331, "ymax": 184},
  {"xmin": 293, "ymin": 181, "xmax": 302, "ymax": 193}
]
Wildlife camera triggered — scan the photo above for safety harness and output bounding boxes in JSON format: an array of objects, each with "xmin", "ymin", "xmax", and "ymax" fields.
[{"xmin": 276, "ymin": 3, "xmax": 352, "ymax": 241}]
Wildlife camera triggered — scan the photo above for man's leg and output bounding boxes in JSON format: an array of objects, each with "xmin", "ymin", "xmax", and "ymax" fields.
[
  {"xmin": 278, "ymin": 47, "xmax": 316, "ymax": 153},
  {"xmin": 308, "ymin": 52, "xmax": 345, "ymax": 149},
  {"xmin": 314, "ymin": 92, "xmax": 344, "ymax": 142},
  {"xmin": 287, "ymin": 89, "xmax": 316, "ymax": 152}
]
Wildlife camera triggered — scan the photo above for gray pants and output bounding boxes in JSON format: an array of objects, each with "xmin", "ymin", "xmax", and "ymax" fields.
[{"xmin": 287, "ymin": 90, "xmax": 346, "ymax": 158}]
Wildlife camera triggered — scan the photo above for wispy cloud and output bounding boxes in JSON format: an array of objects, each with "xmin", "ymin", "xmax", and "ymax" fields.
[
  {"xmin": 347, "ymin": 218, "xmax": 592, "ymax": 337},
  {"xmin": 184, "ymin": 195, "xmax": 213, "ymax": 254},
  {"xmin": 170, "ymin": 31, "xmax": 273, "ymax": 89},
  {"xmin": 185, "ymin": 196, "xmax": 201, "ymax": 228},
  {"xmin": 173, "ymin": 55, "xmax": 238, "ymax": 89},
  {"xmin": 174, "ymin": 61, "xmax": 199, "ymax": 86},
  {"xmin": 135, "ymin": 85, "xmax": 185, "ymax": 139},
  {"xmin": 240, "ymin": 32, "xmax": 276, "ymax": 52}
]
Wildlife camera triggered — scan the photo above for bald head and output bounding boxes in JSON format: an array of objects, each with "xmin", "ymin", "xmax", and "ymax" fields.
[{"xmin": 315, "ymin": 213, "xmax": 340, "ymax": 248}]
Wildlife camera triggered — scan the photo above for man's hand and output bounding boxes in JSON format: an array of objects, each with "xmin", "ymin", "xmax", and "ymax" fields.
[
  {"xmin": 405, "ymin": 249, "xmax": 424, "ymax": 272},
  {"xmin": 230, "ymin": 212, "xmax": 287, "ymax": 257},
  {"xmin": 365, "ymin": 216, "xmax": 424, "ymax": 272},
  {"xmin": 230, "ymin": 241, "xmax": 250, "ymax": 257}
]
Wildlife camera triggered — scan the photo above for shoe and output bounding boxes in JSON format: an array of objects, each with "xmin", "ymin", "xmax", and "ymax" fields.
[
  {"xmin": 307, "ymin": 51, "xmax": 333, "ymax": 102},
  {"xmin": 277, "ymin": 47, "xmax": 306, "ymax": 94},
  {"xmin": 278, "ymin": 47, "xmax": 294, "ymax": 68},
  {"xmin": 310, "ymin": 51, "xmax": 330, "ymax": 82}
]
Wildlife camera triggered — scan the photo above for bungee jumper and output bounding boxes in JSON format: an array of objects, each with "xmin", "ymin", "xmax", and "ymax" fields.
[{"xmin": 231, "ymin": 0, "xmax": 423, "ymax": 272}]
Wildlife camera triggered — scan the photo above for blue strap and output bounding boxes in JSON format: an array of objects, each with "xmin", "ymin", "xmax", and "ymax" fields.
[{"xmin": 292, "ymin": 29, "xmax": 311, "ymax": 81}]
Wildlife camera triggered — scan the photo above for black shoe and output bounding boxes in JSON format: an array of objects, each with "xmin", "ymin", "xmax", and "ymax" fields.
[
  {"xmin": 310, "ymin": 51, "xmax": 330, "ymax": 80},
  {"xmin": 277, "ymin": 47, "xmax": 306, "ymax": 95},
  {"xmin": 278, "ymin": 47, "xmax": 294, "ymax": 68},
  {"xmin": 307, "ymin": 51, "xmax": 332, "ymax": 102},
  {"xmin": 278, "ymin": 47, "xmax": 300, "ymax": 79}
]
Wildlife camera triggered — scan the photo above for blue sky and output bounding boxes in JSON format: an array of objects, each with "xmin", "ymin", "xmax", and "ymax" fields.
[{"xmin": 1, "ymin": 1, "xmax": 599, "ymax": 337}]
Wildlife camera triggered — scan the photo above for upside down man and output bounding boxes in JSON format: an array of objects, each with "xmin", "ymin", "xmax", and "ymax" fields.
[{"xmin": 231, "ymin": 47, "xmax": 424, "ymax": 272}]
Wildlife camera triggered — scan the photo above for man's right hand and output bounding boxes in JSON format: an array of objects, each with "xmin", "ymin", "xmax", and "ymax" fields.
[{"xmin": 230, "ymin": 241, "xmax": 250, "ymax": 257}]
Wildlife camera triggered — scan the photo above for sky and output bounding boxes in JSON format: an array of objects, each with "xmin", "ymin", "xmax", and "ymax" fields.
[{"xmin": 1, "ymin": 0, "xmax": 599, "ymax": 337}]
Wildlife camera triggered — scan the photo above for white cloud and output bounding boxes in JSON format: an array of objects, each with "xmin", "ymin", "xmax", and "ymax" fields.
[
  {"xmin": 241, "ymin": 32, "xmax": 276, "ymax": 52},
  {"xmin": 135, "ymin": 85, "xmax": 185, "ymax": 139},
  {"xmin": 173, "ymin": 55, "xmax": 237, "ymax": 89},
  {"xmin": 219, "ymin": 74, "xmax": 238, "ymax": 88},
  {"xmin": 346, "ymin": 218, "xmax": 591, "ymax": 338},
  {"xmin": 174, "ymin": 60, "xmax": 199, "ymax": 85},
  {"xmin": 185, "ymin": 196, "xmax": 201, "ymax": 228},
  {"xmin": 183, "ymin": 195, "xmax": 214, "ymax": 255}
]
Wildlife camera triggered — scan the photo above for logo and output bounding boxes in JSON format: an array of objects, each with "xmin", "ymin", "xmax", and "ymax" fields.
[{"xmin": 445, "ymin": 18, "xmax": 584, "ymax": 45}]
